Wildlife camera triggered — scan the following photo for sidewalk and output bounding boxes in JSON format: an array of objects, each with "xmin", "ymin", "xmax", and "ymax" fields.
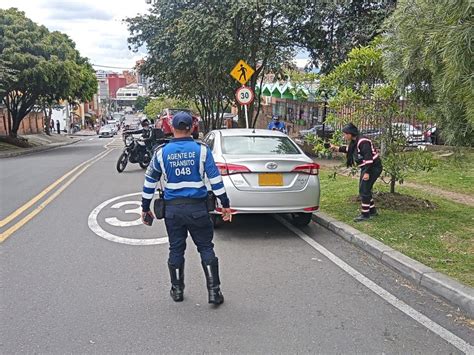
[{"xmin": 0, "ymin": 133, "xmax": 80, "ymax": 158}]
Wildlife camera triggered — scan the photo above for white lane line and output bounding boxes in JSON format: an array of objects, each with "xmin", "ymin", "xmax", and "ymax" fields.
[
  {"xmin": 88, "ymin": 138, "xmax": 94, "ymax": 141},
  {"xmin": 275, "ymin": 215, "xmax": 473, "ymax": 354}
]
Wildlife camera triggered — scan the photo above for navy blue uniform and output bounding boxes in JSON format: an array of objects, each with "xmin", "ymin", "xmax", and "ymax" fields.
[
  {"xmin": 339, "ymin": 137, "xmax": 382, "ymax": 216},
  {"xmin": 141, "ymin": 137, "xmax": 229, "ymax": 265}
]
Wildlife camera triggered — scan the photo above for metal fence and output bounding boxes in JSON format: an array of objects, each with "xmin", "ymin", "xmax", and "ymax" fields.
[{"xmin": 257, "ymin": 99, "xmax": 439, "ymax": 146}]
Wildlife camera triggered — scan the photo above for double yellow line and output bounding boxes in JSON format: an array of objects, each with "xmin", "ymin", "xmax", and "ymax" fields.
[{"xmin": 0, "ymin": 148, "xmax": 114, "ymax": 243}]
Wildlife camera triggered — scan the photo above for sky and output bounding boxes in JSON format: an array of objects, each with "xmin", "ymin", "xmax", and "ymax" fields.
[
  {"xmin": 1, "ymin": 0, "xmax": 310, "ymax": 72},
  {"xmin": 1, "ymin": 0, "xmax": 150, "ymax": 71}
]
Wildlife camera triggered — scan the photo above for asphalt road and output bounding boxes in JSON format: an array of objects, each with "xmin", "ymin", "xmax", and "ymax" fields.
[{"xmin": 1, "ymin": 137, "xmax": 473, "ymax": 353}]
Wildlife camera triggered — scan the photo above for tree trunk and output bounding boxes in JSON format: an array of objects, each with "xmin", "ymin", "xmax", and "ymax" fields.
[
  {"xmin": 390, "ymin": 175, "xmax": 396, "ymax": 193},
  {"xmin": 43, "ymin": 105, "xmax": 51, "ymax": 136},
  {"xmin": 10, "ymin": 115, "xmax": 21, "ymax": 138}
]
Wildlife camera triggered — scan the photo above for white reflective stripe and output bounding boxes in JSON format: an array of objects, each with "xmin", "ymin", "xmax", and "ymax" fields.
[
  {"xmin": 373, "ymin": 154, "xmax": 379, "ymax": 160},
  {"xmin": 166, "ymin": 181, "xmax": 205, "ymax": 189},
  {"xmin": 144, "ymin": 180, "xmax": 157, "ymax": 188},
  {"xmin": 209, "ymin": 176, "xmax": 222, "ymax": 184},
  {"xmin": 199, "ymin": 145, "xmax": 207, "ymax": 179},
  {"xmin": 157, "ymin": 149, "xmax": 167, "ymax": 182},
  {"xmin": 357, "ymin": 138, "xmax": 370, "ymax": 148},
  {"xmin": 142, "ymin": 192, "xmax": 154, "ymax": 199},
  {"xmin": 213, "ymin": 187, "xmax": 226, "ymax": 196},
  {"xmin": 361, "ymin": 203, "xmax": 371, "ymax": 207}
]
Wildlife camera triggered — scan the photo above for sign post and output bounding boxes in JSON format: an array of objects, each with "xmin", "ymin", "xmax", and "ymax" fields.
[
  {"xmin": 230, "ymin": 60, "xmax": 255, "ymax": 128},
  {"xmin": 235, "ymin": 86, "xmax": 254, "ymax": 128}
]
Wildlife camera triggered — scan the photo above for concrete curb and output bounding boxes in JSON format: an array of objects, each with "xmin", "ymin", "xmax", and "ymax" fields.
[
  {"xmin": 0, "ymin": 139, "xmax": 80, "ymax": 159},
  {"xmin": 312, "ymin": 212, "xmax": 474, "ymax": 318}
]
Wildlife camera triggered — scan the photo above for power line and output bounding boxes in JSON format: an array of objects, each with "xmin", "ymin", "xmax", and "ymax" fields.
[{"xmin": 92, "ymin": 63, "xmax": 135, "ymax": 70}]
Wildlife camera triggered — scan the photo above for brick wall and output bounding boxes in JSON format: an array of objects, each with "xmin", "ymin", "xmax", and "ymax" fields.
[{"xmin": 0, "ymin": 108, "xmax": 45, "ymax": 136}]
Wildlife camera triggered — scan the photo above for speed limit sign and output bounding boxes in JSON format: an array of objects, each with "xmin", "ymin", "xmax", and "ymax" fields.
[{"xmin": 235, "ymin": 86, "xmax": 254, "ymax": 106}]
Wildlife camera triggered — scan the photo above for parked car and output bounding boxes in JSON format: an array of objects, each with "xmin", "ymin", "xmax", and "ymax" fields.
[
  {"xmin": 203, "ymin": 129, "xmax": 321, "ymax": 227},
  {"xmin": 98, "ymin": 125, "xmax": 114, "ymax": 138},
  {"xmin": 156, "ymin": 108, "xmax": 200, "ymax": 139},
  {"xmin": 392, "ymin": 123, "xmax": 424, "ymax": 144},
  {"xmin": 360, "ymin": 128, "xmax": 383, "ymax": 142},
  {"xmin": 298, "ymin": 124, "xmax": 335, "ymax": 140}
]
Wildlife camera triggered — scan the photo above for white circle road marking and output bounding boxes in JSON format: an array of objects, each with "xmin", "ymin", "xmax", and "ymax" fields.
[{"xmin": 88, "ymin": 192, "xmax": 168, "ymax": 246}]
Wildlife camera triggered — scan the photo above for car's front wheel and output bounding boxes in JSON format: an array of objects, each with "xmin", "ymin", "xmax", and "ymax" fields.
[{"xmin": 291, "ymin": 213, "xmax": 312, "ymax": 227}]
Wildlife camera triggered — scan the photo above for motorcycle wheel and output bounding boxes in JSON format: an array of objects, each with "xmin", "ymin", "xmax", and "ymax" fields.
[
  {"xmin": 116, "ymin": 152, "xmax": 128, "ymax": 173},
  {"xmin": 139, "ymin": 160, "xmax": 150, "ymax": 169}
]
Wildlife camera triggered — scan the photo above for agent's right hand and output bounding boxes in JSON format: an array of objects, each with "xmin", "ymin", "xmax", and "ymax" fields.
[
  {"xmin": 141, "ymin": 210, "xmax": 155, "ymax": 226},
  {"xmin": 221, "ymin": 208, "xmax": 233, "ymax": 222}
]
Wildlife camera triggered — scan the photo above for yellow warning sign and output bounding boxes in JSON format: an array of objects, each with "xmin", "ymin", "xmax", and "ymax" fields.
[{"xmin": 230, "ymin": 60, "xmax": 255, "ymax": 85}]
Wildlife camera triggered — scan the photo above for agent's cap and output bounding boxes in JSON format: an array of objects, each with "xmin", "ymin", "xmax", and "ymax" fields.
[{"xmin": 172, "ymin": 111, "xmax": 193, "ymax": 130}]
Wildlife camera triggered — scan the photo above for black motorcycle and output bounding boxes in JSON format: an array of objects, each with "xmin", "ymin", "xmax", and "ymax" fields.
[
  {"xmin": 116, "ymin": 131, "xmax": 169, "ymax": 173},
  {"xmin": 116, "ymin": 133, "xmax": 152, "ymax": 172}
]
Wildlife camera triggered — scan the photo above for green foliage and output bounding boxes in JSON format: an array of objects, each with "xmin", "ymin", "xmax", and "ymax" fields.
[
  {"xmin": 127, "ymin": 0, "xmax": 294, "ymax": 132},
  {"xmin": 144, "ymin": 96, "xmax": 197, "ymax": 119},
  {"xmin": 305, "ymin": 129, "xmax": 344, "ymax": 159},
  {"xmin": 313, "ymin": 38, "xmax": 436, "ymax": 193},
  {"xmin": 383, "ymin": 0, "xmax": 474, "ymax": 146},
  {"xmin": 287, "ymin": 0, "xmax": 396, "ymax": 73},
  {"xmin": 134, "ymin": 96, "xmax": 150, "ymax": 112},
  {"xmin": 0, "ymin": 8, "xmax": 96, "ymax": 137}
]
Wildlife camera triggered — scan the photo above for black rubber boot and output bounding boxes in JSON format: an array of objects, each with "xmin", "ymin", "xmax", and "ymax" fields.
[
  {"xmin": 354, "ymin": 213, "xmax": 371, "ymax": 222},
  {"xmin": 201, "ymin": 258, "xmax": 224, "ymax": 305},
  {"xmin": 168, "ymin": 262, "xmax": 185, "ymax": 302}
]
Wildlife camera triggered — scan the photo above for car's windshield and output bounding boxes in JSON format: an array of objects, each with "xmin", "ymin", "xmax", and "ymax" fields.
[{"xmin": 221, "ymin": 136, "xmax": 300, "ymax": 155}]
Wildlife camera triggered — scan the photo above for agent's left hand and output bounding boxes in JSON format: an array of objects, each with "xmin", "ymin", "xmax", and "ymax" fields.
[{"xmin": 362, "ymin": 173, "xmax": 370, "ymax": 181}]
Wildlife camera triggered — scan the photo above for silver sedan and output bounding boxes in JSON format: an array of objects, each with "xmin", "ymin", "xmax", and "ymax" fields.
[{"xmin": 203, "ymin": 129, "xmax": 320, "ymax": 226}]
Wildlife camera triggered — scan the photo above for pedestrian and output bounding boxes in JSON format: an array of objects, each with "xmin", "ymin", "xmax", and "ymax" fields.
[
  {"xmin": 141, "ymin": 111, "xmax": 232, "ymax": 305},
  {"xmin": 267, "ymin": 115, "xmax": 287, "ymax": 134},
  {"xmin": 50, "ymin": 120, "xmax": 54, "ymax": 133},
  {"xmin": 330, "ymin": 123, "xmax": 383, "ymax": 222},
  {"xmin": 56, "ymin": 120, "xmax": 60, "ymax": 134}
]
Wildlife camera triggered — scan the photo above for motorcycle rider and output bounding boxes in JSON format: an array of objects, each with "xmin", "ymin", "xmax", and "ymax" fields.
[
  {"xmin": 267, "ymin": 115, "xmax": 287, "ymax": 134},
  {"xmin": 125, "ymin": 118, "xmax": 162, "ymax": 154}
]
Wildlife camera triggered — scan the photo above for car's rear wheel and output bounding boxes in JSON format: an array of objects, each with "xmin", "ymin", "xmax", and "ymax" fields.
[{"xmin": 291, "ymin": 213, "xmax": 312, "ymax": 227}]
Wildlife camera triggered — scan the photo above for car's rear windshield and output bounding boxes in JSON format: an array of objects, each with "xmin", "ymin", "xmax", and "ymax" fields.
[
  {"xmin": 169, "ymin": 109, "xmax": 191, "ymax": 115},
  {"xmin": 222, "ymin": 136, "xmax": 300, "ymax": 155}
]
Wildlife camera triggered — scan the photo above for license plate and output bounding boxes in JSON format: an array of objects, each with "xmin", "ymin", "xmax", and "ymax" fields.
[{"xmin": 259, "ymin": 173, "xmax": 283, "ymax": 186}]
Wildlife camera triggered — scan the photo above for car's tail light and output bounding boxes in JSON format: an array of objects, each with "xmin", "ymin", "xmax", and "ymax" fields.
[
  {"xmin": 303, "ymin": 206, "xmax": 319, "ymax": 211},
  {"xmin": 292, "ymin": 163, "xmax": 320, "ymax": 175},
  {"xmin": 216, "ymin": 162, "xmax": 251, "ymax": 176}
]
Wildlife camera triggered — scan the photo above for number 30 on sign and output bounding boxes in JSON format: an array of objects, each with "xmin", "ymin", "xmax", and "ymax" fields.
[{"xmin": 235, "ymin": 86, "xmax": 254, "ymax": 106}]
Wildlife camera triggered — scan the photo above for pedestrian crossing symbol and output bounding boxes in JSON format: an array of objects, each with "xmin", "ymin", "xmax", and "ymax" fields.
[{"xmin": 230, "ymin": 60, "xmax": 255, "ymax": 85}]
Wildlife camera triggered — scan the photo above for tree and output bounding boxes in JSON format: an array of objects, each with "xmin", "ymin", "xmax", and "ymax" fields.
[
  {"xmin": 135, "ymin": 96, "xmax": 150, "ymax": 112},
  {"xmin": 383, "ymin": 0, "xmax": 474, "ymax": 146},
  {"xmin": 318, "ymin": 39, "xmax": 435, "ymax": 193},
  {"xmin": 143, "ymin": 96, "xmax": 197, "ymax": 119},
  {"xmin": 287, "ymin": 0, "xmax": 396, "ymax": 73},
  {"xmin": 0, "ymin": 8, "xmax": 96, "ymax": 138},
  {"xmin": 127, "ymin": 0, "xmax": 294, "ymax": 132}
]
